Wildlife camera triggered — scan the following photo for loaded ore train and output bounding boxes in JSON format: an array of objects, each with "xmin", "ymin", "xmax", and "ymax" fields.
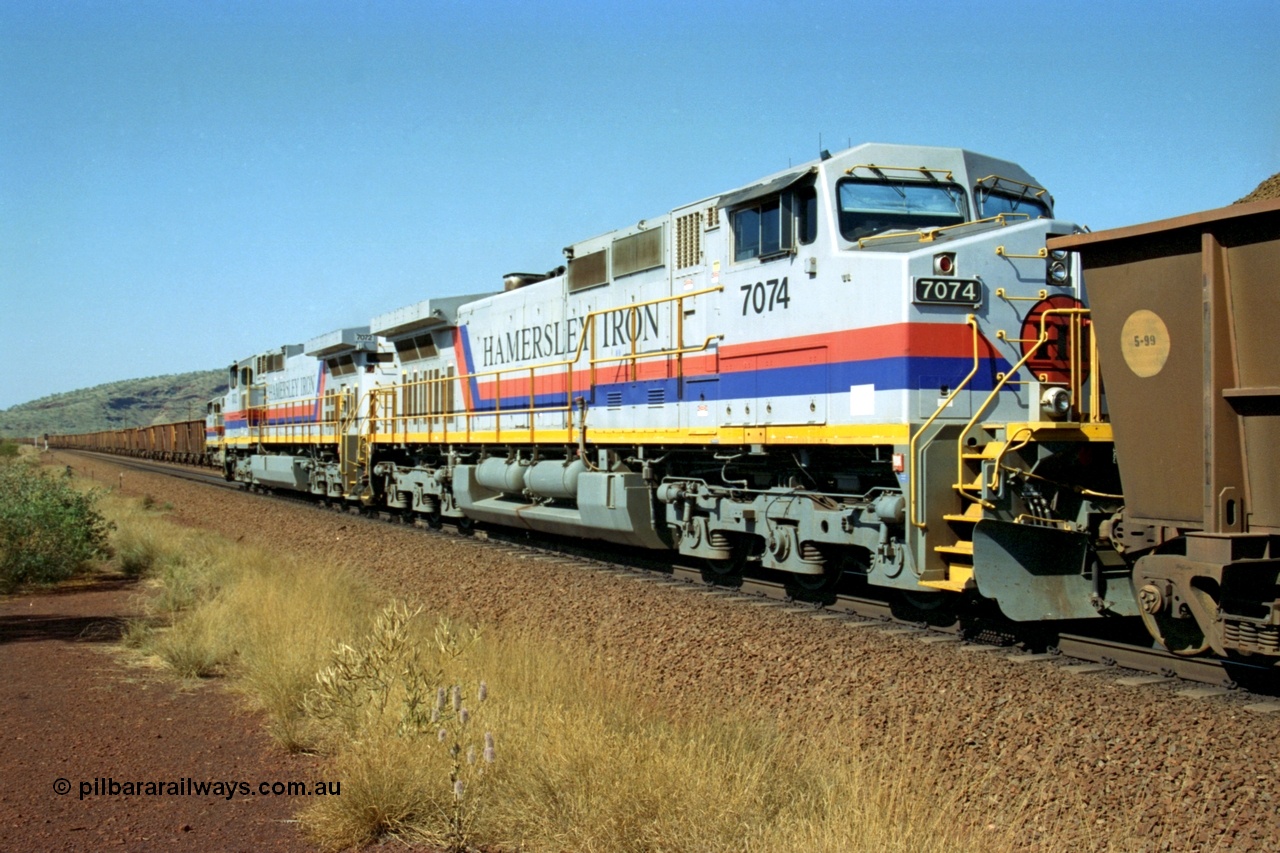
[
  {"xmin": 51, "ymin": 418, "xmax": 209, "ymax": 466},
  {"xmin": 50, "ymin": 143, "xmax": 1280, "ymax": 664}
]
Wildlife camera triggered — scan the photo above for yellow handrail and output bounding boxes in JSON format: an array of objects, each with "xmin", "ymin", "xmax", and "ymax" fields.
[
  {"xmin": 973, "ymin": 174, "xmax": 1050, "ymax": 200},
  {"xmin": 956, "ymin": 307, "xmax": 1092, "ymax": 509},
  {"xmin": 909, "ymin": 315, "xmax": 982, "ymax": 529},
  {"xmin": 856, "ymin": 213, "xmax": 1030, "ymax": 248},
  {"xmin": 994, "ymin": 246, "xmax": 1047, "ymax": 259},
  {"xmin": 995, "ymin": 288, "xmax": 1048, "ymax": 303},
  {"xmin": 376, "ymin": 287, "xmax": 723, "ymax": 442},
  {"xmin": 844, "ymin": 164, "xmax": 955, "ymax": 181}
]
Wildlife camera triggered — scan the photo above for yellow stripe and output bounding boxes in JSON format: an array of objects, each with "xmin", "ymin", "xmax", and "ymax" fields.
[
  {"xmin": 223, "ymin": 436, "xmax": 334, "ymax": 447},
  {"xmin": 1001, "ymin": 422, "xmax": 1114, "ymax": 442},
  {"xmin": 364, "ymin": 423, "xmax": 911, "ymax": 446},
  {"xmin": 232, "ymin": 421, "xmax": 1103, "ymax": 449}
]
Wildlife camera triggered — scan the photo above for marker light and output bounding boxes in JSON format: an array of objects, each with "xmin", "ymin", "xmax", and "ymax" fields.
[
  {"xmin": 1047, "ymin": 249, "xmax": 1070, "ymax": 285},
  {"xmin": 933, "ymin": 253, "xmax": 956, "ymax": 276}
]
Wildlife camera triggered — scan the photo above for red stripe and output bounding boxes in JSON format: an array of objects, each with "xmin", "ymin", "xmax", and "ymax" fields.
[
  {"xmin": 468, "ymin": 323, "xmax": 997, "ymax": 400},
  {"xmin": 454, "ymin": 328, "xmax": 475, "ymax": 412}
]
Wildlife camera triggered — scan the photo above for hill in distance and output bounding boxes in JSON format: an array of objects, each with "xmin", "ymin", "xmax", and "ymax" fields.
[
  {"xmin": 0, "ymin": 370, "xmax": 226, "ymax": 439},
  {"xmin": 1237, "ymin": 171, "xmax": 1280, "ymax": 204}
]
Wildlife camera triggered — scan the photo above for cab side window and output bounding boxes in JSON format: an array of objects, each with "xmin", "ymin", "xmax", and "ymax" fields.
[{"xmin": 732, "ymin": 185, "xmax": 817, "ymax": 262}]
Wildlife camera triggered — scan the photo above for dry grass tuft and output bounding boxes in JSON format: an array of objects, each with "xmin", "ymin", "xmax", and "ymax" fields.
[
  {"xmin": 105, "ymin": 492, "xmax": 375, "ymax": 743},
  {"xmin": 439, "ymin": 628, "xmax": 1017, "ymax": 853},
  {"xmin": 303, "ymin": 733, "xmax": 438, "ymax": 850},
  {"xmin": 96, "ymin": 490, "xmax": 1040, "ymax": 852}
]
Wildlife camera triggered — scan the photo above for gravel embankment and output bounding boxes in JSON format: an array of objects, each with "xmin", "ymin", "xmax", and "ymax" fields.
[{"xmin": 59, "ymin": 452, "xmax": 1280, "ymax": 851}]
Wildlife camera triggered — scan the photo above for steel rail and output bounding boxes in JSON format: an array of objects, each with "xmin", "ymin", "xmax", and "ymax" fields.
[{"xmin": 58, "ymin": 450, "xmax": 1278, "ymax": 694}]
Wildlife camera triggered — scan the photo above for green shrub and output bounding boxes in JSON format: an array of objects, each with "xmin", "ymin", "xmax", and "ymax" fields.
[
  {"xmin": 0, "ymin": 440, "xmax": 20, "ymax": 460},
  {"xmin": 0, "ymin": 462, "xmax": 112, "ymax": 592}
]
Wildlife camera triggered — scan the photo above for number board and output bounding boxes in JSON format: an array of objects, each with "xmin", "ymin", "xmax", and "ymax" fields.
[{"xmin": 913, "ymin": 278, "xmax": 983, "ymax": 308}]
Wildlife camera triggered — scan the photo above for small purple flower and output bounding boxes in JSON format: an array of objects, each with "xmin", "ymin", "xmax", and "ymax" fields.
[
  {"xmin": 453, "ymin": 779, "xmax": 465, "ymax": 798},
  {"xmin": 459, "ymin": 707, "xmax": 470, "ymax": 726},
  {"xmin": 478, "ymin": 681, "xmax": 488, "ymax": 703},
  {"xmin": 451, "ymin": 684, "xmax": 462, "ymax": 713},
  {"xmin": 467, "ymin": 746, "xmax": 476, "ymax": 765},
  {"xmin": 437, "ymin": 728, "xmax": 447, "ymax": 742}
]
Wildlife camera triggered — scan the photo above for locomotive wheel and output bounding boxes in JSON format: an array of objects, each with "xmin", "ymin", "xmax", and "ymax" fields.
[
  {"xmin": 423, "ymin": 508, "xmax": 443, "ymax": 530},
  {"xmin": 701, "ymin": 537, "xmax": 746, "ymax": 587},
  {"xmin": 785, "ymin": 558, "xmax": 845, "ymax": 604},
  {"xmin": 901, "ymin": 590, "xmax": 948, "ymax": 611},
  {"xmin": 455, "ymin": 516, "xmax": 475, "ymax": 535},
  {"xmin": 1139, "ymin": 608, "xmax": 1210, "ymax": 657},
  {"xmin": 892, "ymin": 590, "xmax": 960, "ymax": 628}
]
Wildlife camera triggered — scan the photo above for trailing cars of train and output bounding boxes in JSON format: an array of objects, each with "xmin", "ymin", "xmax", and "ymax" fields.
[
  {"xmin": 1050, "ymin": 198, "xmax": 1280, "ymax": 661},
  {"xmin": 49, "ymin": 419, "xmax": 210, "ymax": 466},
  {"xmin": 48, "ymin": 143, "xmax": 1280, "ymax": 663}
]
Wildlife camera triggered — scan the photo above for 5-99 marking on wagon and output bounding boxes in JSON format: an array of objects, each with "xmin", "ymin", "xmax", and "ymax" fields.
[{"xmin": 740, "ymin": 277, "xmax": 791, "ymax": 315}]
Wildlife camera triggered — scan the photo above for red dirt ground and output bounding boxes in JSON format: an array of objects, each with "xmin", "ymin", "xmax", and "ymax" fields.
[{"xmin": 0, "ymin": 575, "xmax": 325, "ymax": 852}]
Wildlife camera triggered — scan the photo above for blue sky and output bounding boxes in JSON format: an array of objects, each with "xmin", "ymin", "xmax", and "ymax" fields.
[{"xmin": 2, "ymin": 0, "xmax": 1276, "ymax": 410}]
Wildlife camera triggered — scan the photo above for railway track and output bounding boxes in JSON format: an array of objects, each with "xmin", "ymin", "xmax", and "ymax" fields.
[{"xmin": 60, "ymin": 450, "xmax": 1280, "ymax": 699}]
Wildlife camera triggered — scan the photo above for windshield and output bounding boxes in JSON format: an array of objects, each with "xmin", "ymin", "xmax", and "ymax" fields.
[
  {"xmin": 975, "ymin": 186, "xmax": 1051, "ymax": 219},
  {"xmin": 837, "ymin": 179, "xmax": 968, "ymax": 241}
]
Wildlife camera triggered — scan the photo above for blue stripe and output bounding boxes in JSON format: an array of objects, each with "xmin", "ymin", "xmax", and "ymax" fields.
[{"xmin": 463, "ymin": 355, "xmax": 1014, "ymax": 412}]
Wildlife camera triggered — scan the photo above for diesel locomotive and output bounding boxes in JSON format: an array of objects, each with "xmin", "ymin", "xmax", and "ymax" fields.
[
  {"xmin": 51, "ymin": 143, "xmax": 1280, "ymax": 663},
  {"xmin": 211, "ymin": 143, "xmax": 1127, "ymax": 623}
]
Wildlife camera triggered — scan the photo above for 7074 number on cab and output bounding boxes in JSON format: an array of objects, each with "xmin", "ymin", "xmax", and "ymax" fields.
[{"xmin": 740, "ymin": 277, "xmax": 791, "ymax": 315}]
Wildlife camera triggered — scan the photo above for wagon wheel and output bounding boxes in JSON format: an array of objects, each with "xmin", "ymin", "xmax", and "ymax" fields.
[
  {"xmin": 1139, "ymin": 607, "xmax": 1210, "ymax": 657},
  {"xmin": 455, "ymin": 516, "xmax": 476, "ymax": 536},
  {"xmin": 1133, "ymin": 578, "xmax": 1212, "ymax": 657}
]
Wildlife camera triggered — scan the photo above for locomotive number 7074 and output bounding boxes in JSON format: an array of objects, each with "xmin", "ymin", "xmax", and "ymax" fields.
[
  {"xmin": 740, "ymin": 277, "xmax": 791, "ymax": 315},
  {"xmin": 913, "ymin": 277, "xmax": 984, "ymax": 308}
]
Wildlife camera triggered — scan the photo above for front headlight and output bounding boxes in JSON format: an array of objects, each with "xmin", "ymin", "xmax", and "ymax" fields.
[{"xmin": 1040, "ymin": 386, "xmax": 1072, "ymax": 420}]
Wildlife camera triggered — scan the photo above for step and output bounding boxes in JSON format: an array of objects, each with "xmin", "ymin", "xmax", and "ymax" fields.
[
  {"xmin": 952, "ymin": 477, "xmax": 984, "ymax": 492},
  {"xmin": 918, "ymin": 565, "xmax": 975, "ymax": 593},
  {"xmin": 961, "ymin": 443, "xmax": 1005, "ymax": 461},
  {"xmin": 943, "ymin": 504, "xmax": 986, "ymax": 523},
  {"xmin": 933, "ymin": 540, "xmax": 974, "ymax": 557}
]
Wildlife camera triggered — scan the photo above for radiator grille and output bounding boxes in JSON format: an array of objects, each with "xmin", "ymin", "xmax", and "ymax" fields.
[
  {"xmin": 676, "ymin": 212, "xmax": 702, "ymax": 269},
  {"xmin": 567, "ymin": 249, "xmax": 609, "ymax": 292},
  {"xmin": 613, "ymin": 226, "xmax": 664, "ymax": 278}
]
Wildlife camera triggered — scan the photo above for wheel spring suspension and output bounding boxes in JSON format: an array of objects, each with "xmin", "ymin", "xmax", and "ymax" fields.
[
  {"xmin": 1224, "ymin": 620, "xmax": 1280, "ymax": 654},
  {"xmin": 708, "ymin": 530, "xmax": 732, "ymax": 550},
  {"xmin": 799, "ymin": 541, "xmax": 825, "ymax": 566}
]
